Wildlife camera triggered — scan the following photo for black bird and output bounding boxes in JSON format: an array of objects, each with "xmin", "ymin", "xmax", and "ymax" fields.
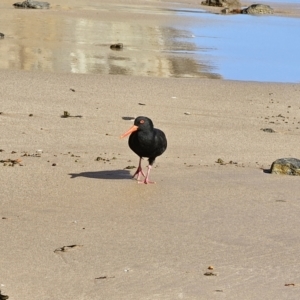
[{"xmin": 120, "ymin": 116, "xmax": 167, "ymax": 184}]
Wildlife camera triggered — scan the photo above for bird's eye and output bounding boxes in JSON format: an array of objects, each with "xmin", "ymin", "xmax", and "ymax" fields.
[{"xmin": 140, "ymin": 120, "xmax": 145, "ymax": 124}]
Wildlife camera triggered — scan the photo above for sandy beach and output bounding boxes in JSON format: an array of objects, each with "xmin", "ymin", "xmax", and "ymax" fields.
[{"xmin": 1, "ymin": 1, "xmax": 300, "ymax": 300}]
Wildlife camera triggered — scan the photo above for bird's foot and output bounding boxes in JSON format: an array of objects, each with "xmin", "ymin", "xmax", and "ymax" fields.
[
  {"xmin": 132, "ymin": 167, "xmax": 145, "ymax": 181},
  {"xmin": 138, "ymin": 178, "xmax": 156, "ymax": 184},
  {"xmin": 137, "ymin": 165, "xmax": 156, "ymax": 184}
]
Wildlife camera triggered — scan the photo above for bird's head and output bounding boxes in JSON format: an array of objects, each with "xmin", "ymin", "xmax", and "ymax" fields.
[{"xmin": 120, "ymin": 116, "xmax": 153, "ymax": 138}]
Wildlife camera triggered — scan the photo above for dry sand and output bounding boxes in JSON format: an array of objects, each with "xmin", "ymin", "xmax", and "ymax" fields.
[{"xmin": 1, "ymin": 1, "xmax": 300, "ymax": 300}]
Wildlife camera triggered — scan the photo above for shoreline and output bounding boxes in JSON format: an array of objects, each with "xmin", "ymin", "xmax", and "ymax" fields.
[
  {"xmin": 0, "ymin": 0, "xmax": 299, "ymax": 81},
  {"xmin": 156, "ymin": 0, "xmax": 300, "ymax": 18}
]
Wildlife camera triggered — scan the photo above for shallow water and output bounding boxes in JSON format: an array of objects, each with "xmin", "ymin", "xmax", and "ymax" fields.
[
  {"xmin": 183, "ymin": 10, "xmax": 300, "ymax": 82},
  {"xmin": 0, "ymin": 2, "xmax": 299, "ymax": 82}
]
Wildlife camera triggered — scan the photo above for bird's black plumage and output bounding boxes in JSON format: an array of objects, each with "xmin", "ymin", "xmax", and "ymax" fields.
[
  {"xmin": 121, "ymin": 116, "xmax": 167, "ymax": 184},
  {"xmin": 129, "ymin": 116, "xmax": 167, "ymax": 166}
]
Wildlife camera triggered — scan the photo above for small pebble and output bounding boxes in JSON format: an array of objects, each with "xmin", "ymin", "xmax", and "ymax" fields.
[
  {"xmin": 216, "ymin": 158, "xmax": 225, "ymax": 164},
  {"xmin": 204, "ymin": 271, "xmax": 217, "ymax": 276},
  {"xmin": 110, "ymin": 43, "xmax": 123, "ymax": 50},
  {"xmin": 260, "ymin": 128, "xmax": 275, "ymax": 133}
]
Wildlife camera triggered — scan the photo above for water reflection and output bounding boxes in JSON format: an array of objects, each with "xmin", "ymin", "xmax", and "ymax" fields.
[
  {"xmin": 0, "ymin": 2, "xmax": 299, "ymax": 82},
  {"xmin": 0, "ymin": 4, "xmax": 218, "ymax": 78}
]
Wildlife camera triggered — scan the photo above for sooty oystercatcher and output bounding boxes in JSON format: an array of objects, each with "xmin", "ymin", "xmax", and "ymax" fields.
[{"xmin": 120, "ymin": 116, "xmax": 167, "ymax": 184}]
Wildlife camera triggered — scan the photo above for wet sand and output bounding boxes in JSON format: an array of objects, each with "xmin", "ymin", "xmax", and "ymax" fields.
[
  {"xmin": 1, "ymin": 1, "xmax": 300, "ymax": 300},
  {"xmin": 0, "ymin": 0, "xmax": 211, "ymax": 77}
]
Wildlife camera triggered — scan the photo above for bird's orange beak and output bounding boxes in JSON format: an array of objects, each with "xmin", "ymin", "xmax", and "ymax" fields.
[{"xmin": 120, "ymin": 125, "xmax": 138, "ymax": 138}]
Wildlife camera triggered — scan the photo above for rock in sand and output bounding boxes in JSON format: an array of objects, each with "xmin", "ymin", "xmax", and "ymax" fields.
[{"xmin": 270, "ymin": 158, "xmax": 300, "ymax": 176}]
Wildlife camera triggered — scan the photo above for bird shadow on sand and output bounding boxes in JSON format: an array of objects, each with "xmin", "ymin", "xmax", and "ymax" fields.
[{"xmin": 69, "ymin": 169, "xmax": 132, "ymax": 180}]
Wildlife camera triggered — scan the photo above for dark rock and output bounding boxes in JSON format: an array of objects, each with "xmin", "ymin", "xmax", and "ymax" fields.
[
  {"xmin": 241, "ymin": 4, "xmax": 273, "ymax": 15},
  {"xmin": 0, "ymin": 33, "xmax": 4, "ymax": 39},
  {"xmin": 13, "ymin": 0, "xmax": 50, "ymax": 9},
  {"xmin": 62, "ymin": 111, "xmax": 70, "ymax": 118},
  {"xmin": 202, "ymin": 0, "xmax": 227, "ymax": 7},
  {"xmin": 216, "ymin": 158, "xmax": 225, "ymax": 164},
  {"xmin": 110, "ymin": 43, "xmax": 123, "ymax": 50},
  {"xmin": 202, "ymin": 0, "xmax": 241, "ymax": 8},
  {"xmin": 204, "ymin": 271, "xmax": 217, "ymax": 276},
  {"xmin": 0, "ymin": 289, "xmax": 9, "ymax": 300},
  {"xmin": 260, "ymin": 128, "xmax": 275, "ymax": 133},
  {"xmin": 270, "ymin": 158, "xmax": 300, "ymax": 176}
]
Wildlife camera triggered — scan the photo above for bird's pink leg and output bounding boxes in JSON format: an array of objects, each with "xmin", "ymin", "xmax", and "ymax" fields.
[
  {"xmin": 132, "ymin": 158, "xmax": 145, "ymax": 180},
  {"xmin": 138, "ymin": 165, "xmax": 155, "ymax": 184}
]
